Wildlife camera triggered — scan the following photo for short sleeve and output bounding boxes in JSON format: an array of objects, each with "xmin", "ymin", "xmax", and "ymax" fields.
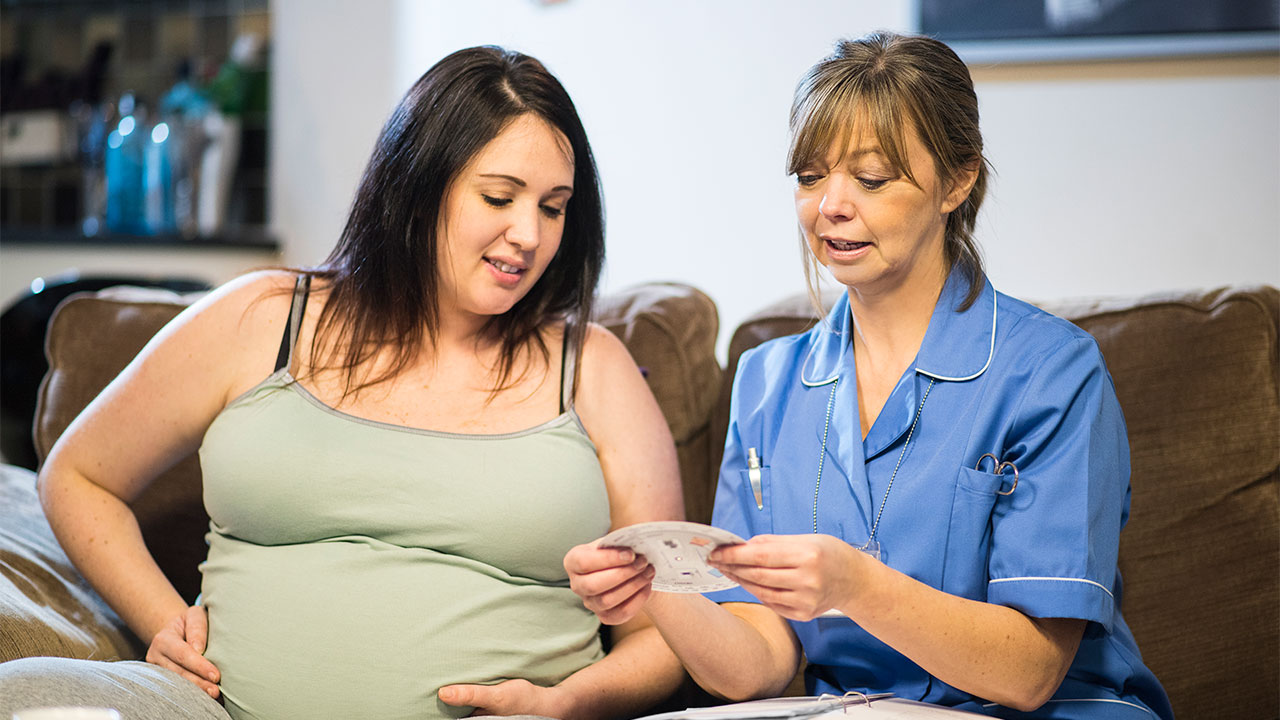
[{"xmin": 986, "ymin": 336, "xmax": 1129, "ymax": 631}]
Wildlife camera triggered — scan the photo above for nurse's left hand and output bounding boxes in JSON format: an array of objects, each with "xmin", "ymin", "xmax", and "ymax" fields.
[
  {"xmin": 708, "ymin": 534, "xmax": 873, "ymax": 622},
  {"xmin": 438, "ymin": 678, "xmax": 570, "ymax": 718}
]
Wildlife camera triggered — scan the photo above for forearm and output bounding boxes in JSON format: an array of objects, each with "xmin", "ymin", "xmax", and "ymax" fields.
[
  {"xmin": 39, "ymin": 461, "xmax": 188, "ymax": 643},
  {"xmin": 554, "ymin": 622, "xmax": 684, "ymax": 720},
  {"xmin": 644, "ymin": 594, "xmax": 799, "ymax": 702},
  {"xmin": 843, "ymin": 562, "xmax": 1081, "ymax": 711}
]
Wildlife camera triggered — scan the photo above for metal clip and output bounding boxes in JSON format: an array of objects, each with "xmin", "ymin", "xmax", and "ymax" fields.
[
  {"xmin": 976, "ymin": 453, "xmax": 1019, "ymax": 496},
  {"xmin": 818, "ymin": 691, "xmax": 874, "ymax": 712}
]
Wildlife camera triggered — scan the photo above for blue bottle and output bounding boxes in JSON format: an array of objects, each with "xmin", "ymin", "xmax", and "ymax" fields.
[
  {"xmin": 156, "ymin": 62, "xmax": 210, "ymax": 237},
  {"xmin": 143, "ymin": 120, "xmax": 175, "ymax": 234},
  {"xmin": 104, "ymin": 94, "xmax": 148, "ymax": 235}
]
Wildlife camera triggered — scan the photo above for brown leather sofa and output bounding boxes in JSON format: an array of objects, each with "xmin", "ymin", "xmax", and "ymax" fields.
[{"xmin": 1, "ymin": 281, "xmax": 1276, "ymax": 719}]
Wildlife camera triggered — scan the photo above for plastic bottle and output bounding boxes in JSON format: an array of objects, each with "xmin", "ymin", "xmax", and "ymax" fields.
[
  {"xmin": 143, "ymin": 118, "xmax": 175, "ymax": 234},
  {"xmin": 72, "ymin": 99, "xmax": 112, "ymax": 237},
  {"xmin": 198, "ymin": 34, "xmax": 263, "ymax": 236},
  {"xmin": 152, "ymin": 61, "xmax": 210, "ymax": 236},
  {"xmin": 104, "ymin": 93, "xmax": 148, "ymax": 235}
]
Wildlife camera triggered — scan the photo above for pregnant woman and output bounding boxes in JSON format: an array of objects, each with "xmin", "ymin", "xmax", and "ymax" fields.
[{"xmin": 0, "ymin": 45, "xmax": 683, "ymax": 720}]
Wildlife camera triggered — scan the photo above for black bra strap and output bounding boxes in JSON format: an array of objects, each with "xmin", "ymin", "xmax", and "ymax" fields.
[{"xmin": 274, "ymin": 275, "xmax": 311, "ymax": 373}]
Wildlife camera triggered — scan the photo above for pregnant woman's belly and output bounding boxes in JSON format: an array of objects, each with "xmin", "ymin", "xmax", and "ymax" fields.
[{"xmin": 201, "ymin": 535, "xmax": 603, "ymax": 720}]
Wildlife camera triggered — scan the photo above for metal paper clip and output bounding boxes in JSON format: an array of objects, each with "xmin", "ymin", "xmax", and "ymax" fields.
[{"xmin": 817, "ymin": 691, "xmax": 874, "ymax": 712}]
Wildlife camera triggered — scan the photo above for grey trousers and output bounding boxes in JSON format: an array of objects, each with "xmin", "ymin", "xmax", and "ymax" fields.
[
  {"xmin": 0, "ymin": 657, "xmax": 230, "ymax": 720},
  {"xmin": 0, "ymin": 657, "xmax": 558, "ymax": 719}
]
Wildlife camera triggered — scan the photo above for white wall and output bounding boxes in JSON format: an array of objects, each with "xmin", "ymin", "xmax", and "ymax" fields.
[
  {"xmin": 271, "ymin": 0, "xmax": 398, "ymax": 270},
  {"xmin": 392, "ymin": 0, "xmax": 914, "ymax": 357},
  {"xmin": 271, "ymin": 1, "xmax": 1280, "ymax": 360},
  {"xmin": 973, "ymin": 57, "xmax": 1279, "ymax": 299}
]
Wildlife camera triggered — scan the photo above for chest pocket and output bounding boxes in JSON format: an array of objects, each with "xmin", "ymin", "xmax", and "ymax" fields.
[
  {"xmin": 736, "ymin": 467, "xmax": 775, "ymax": 534},
  {"xmin": 941, "ymin": 465, "xmax": 1005, "ymax": 599}
]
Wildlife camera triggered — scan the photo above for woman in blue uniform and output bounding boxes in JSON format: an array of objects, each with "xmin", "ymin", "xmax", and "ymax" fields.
[{"xmin": 567, "ymin": 32, "xmax": 1173, "ymax": 719}]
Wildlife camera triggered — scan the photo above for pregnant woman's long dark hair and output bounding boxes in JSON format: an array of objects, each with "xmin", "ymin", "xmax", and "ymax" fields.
[{"xmin": 309, "ymin": 45, "xmax": 605, "ymax": 396}]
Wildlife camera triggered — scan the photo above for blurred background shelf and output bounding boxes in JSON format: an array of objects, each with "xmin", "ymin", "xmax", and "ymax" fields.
[
  {"xmin": 1, "ymin": 0, "xmax": 271, "ymax": 243},
  {"xmin": 0, "ymin": 0, "xmax": 276, "ymax": 313},
  {"xmin": 0, "ymin": 225, "xmax": 279, "ymax": 251}
]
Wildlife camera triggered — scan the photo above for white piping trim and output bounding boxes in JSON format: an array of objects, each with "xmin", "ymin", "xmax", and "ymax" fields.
[
  {"xmin": 988, "ymin": 575, "xmax": 1115, "ymax": 600},
  {"xmin": 801, "ymin": 344, "xmax": 839, "ymax": 386},
  {"xmin": 918, "ymin": 286, "xmax": 997, "ymax": 382},
  {"xmin": 981, "ymin": 698, "xmax": 1156, "ymax": 716},
  {"xmin": 800, "ymin": 282, "xmax": 998, "ymax": 387},
  {"xmin": 800, "ymin": 321, "xmax": 840, "ymax": 387}
]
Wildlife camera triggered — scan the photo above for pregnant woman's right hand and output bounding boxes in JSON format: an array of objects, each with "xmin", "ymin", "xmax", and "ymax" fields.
[
  {"xmin": 564, "ymin": 543, "xmax": 655, "ymax": 626},
  {"xmin": 146, "ymin": 604, "xmax": 221, "ymax": 699}
]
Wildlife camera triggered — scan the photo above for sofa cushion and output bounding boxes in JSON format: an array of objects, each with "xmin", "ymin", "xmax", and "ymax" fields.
[
  {"xmin": 595, "ymin": 282, "xmax": 722, "ymax": 523},
  {"xmin": 594, "ymin": 282, "xmax": 720, "ymax": 444},
  {"xmin": 0, "ymin": 463, "xmax": 142, "ymax": 662}
]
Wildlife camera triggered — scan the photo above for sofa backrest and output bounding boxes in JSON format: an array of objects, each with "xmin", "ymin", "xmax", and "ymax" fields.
[
  {"xmin": 36, "ymin": 287, "xmax": 212, "ymax": 604},
  {"xmin": 595, "ymin": 282, "xmax": 722, "ymax": 523},
  {"xmin": 710, "ymin": 285, "xmax": 1280, "ymax": 719},
  {"xmin": 34, "ymin": 281, "xmax": 720, "ymax": 604}
]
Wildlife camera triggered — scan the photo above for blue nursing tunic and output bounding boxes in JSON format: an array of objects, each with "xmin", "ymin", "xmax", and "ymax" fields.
[{"xmin": 706, "ymin": 270, "xmax": 1173, "ymax": 719}]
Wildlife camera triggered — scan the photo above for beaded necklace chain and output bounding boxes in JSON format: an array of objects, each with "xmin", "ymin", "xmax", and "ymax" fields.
[{"xmin": 812, "ymin": 377, "xmax": 936, "ymax": 557}]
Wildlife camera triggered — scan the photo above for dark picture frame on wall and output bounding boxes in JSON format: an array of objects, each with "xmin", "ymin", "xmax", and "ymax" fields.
[{"xmin": 919, "ymin": 0, "xmax": 1280, "ymax": 63}]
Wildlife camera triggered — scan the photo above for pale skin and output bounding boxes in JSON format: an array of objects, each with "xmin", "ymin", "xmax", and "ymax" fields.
[
  {"xmin": 565, "ymin": 120, "xmax": 1086, "ymax": 713},
  {"xmin": 39, "ymin": 115, "xmax": 684, "ymax": 718}
]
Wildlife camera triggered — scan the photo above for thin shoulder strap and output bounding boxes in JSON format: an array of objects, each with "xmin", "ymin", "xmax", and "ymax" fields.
[
  {"xmin": 274, "ymin": 274, "xmax": 311, "ymax": 373},
  {"xmin": 559, "ymin": 320, "xmax": 579, "ymax": 414}
]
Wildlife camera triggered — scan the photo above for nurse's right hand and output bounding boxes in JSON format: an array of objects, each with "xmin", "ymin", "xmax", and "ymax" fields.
[
  {"xmin": 146, "ymin": 604, "xmax": 221, "ymax": 699},
  {"xmin": 564, "ymin": 543, "xmax": 656, "ymax": 625}
]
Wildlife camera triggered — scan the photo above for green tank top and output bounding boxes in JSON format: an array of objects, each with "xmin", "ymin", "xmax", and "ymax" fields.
[{"xmin": 198, "ymin": 278, "xmax": 611, "ymax": 720}]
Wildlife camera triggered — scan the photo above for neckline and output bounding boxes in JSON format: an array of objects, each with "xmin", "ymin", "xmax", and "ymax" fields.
[{"xmin": 271, "ymin": 370, "xmax": 583, "ymax": 440}]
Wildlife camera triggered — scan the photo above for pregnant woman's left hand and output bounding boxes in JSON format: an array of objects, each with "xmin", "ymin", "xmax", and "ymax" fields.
[
  {"xmin": 145, "ymin": 604, "xmax": 221, "ymax": 699},
  {"xmin": 438, "ymin": 678, "xmax": 568, "ymax": 718}
]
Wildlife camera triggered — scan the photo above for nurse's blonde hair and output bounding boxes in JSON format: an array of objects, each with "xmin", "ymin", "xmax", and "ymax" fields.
[{"xmin": 789, "ymin": 31, "xmax": 990, "ymax": 312}]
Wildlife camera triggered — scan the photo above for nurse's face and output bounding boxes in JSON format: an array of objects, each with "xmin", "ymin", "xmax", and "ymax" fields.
[
  {"xmin": 436, "ymin": 114, "xmax": 574, "ymax": 325},
  {"xmin": 794, "ymin": 118, "xmax": 971, "ymax": 298}
]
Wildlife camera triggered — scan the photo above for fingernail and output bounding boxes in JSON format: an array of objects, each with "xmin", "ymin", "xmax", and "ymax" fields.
[
  {"xmin": 208, "ymin": 671, "xmax": 218, "ymax": 681},
  {"xmin": 620, "ymin": 550, "xmax": 635, "ymax": 563}
]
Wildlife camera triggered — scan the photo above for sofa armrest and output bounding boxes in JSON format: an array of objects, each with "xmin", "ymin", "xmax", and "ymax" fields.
[{"xmin": 0, "ymin": 463, "xmax": 143, "ymax": 662}]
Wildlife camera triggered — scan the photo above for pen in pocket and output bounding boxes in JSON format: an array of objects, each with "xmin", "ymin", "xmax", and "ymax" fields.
[{"xmin": 747, "ymin": 447, "xmax": 763, "ymax": 510}]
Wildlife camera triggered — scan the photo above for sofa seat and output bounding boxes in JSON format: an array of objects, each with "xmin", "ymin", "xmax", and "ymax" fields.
[{"xmin": 1, "ymin": 462, "xmax": 141, "ymax": 662}]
